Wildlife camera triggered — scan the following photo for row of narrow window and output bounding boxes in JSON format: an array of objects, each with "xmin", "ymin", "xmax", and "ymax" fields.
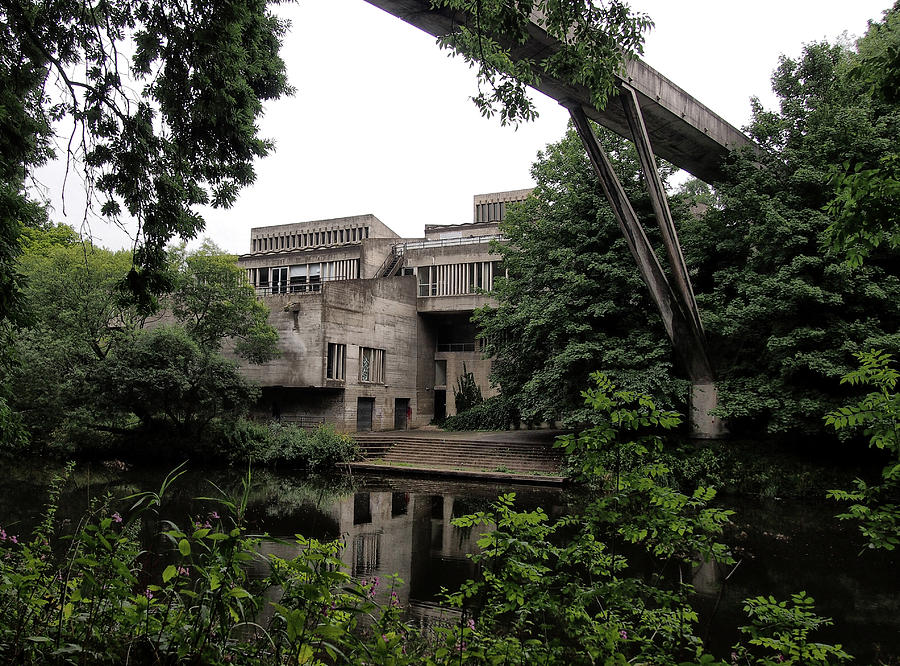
[
  {"xmin": 249, "ymin": 260, "xmax": 360, "ymax": 294},
  {"xmin": 416, "ymin": 261, "xmax": 503, "ymax": 297},
  {"xmin": 252, "ymin": 226, "xmax": 370, "ymax": 252},
  {"xmin": 326, "ymin": 343, "xmax": 384, "ymax": 384}
]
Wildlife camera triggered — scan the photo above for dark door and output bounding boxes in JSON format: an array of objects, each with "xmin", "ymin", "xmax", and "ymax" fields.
[
  {"xmin": 394, "ymin": 398, "xmax": 409, "ymax": 430},
  {"xmin": 356, "ymin": 397, "xmax": 374, "ymax": 432},
  {"xmin": 434, "ymin": 390, "xmax": 446, "ymax": 422}
]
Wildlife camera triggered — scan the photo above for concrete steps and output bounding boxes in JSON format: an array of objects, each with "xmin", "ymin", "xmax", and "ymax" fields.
[{"xmin": 352, "ymin": 433, "xmax": 565, "ymax": 476}]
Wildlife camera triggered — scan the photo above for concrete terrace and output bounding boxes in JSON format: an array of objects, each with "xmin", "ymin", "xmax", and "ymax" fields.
[{"xmin": 346, "ymin": 429, "xmax": 569, "ymax": 486}]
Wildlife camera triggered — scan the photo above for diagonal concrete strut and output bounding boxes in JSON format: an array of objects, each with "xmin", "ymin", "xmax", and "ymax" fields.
[{"xmin": 564, "ymin": 100, "xmax": 714, "ymax": 385}]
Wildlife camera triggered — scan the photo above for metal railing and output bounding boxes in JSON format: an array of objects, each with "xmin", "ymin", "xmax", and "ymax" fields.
[
  {"xmin": 396, "ymin": 234, "xmax": 504, "ymax": 253},
  {"xmin": 254, "ymin": 275, "xmax": 349, "ymax": 296}
]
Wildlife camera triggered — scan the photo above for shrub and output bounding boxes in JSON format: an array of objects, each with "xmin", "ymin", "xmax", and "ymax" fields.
[
  {"xmin": 210, "ymin": 419, "xmax": 359, "ymax": 470},
  {"xmin": 442, "ymin": 394, "xmax": 519, "ymax": 431}
]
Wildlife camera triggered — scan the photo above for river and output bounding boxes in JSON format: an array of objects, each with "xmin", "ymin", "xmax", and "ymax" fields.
[{"xmin": 0, "ymin": 462, "xmax": 897, "ymax": 663}]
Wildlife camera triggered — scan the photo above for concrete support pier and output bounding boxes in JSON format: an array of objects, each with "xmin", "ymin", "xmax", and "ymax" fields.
[{"xmin": 690, "ymin": 383, "xmax": 727, "ymax": 439}]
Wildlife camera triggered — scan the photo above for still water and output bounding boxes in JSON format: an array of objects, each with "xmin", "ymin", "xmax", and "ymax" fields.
[{"xmin": 0, "ymin": 463, "xmax": 897, "ymax": 663}]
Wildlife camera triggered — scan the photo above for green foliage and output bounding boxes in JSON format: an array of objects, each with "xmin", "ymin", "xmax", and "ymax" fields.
[
  {"xmin": 0, "ymin": 0, "xmax": 292, "ymax": 309},
  {"xmin": 476, "ymin": 127, "xmax": 689, "ymax": 425},
  {"xmin": 171, "ymin": 240, "xmax": 279, "ymax": 363},
  {"xmin": 0, "ymin": 466, "xmax": 416, "ymax": 665},
  {"xmin": 96, "ymin": 326, "xmax": 260, "ymax": 440},
  {"xmin": 825, "ymin": 349, "xmax": 900, "ymax": 550},
  {"xmin": 212, "ymin": 420, "xmax": 360, "ymax": 470},
  {"xmin": 680, "ymin": 18, "xmax": 900, "ymax": 435},
  {"xmin": 441, "ymin": 394, "xmax": 519, "ymax": 431},
  {"xmin": 452, "ymin": 363, "xmax": 484, "ymax": 414},
  {"xmin": 3, "ymin": 238, "xmax": 278, "ymax": 451},
  {"xmin": 824, "ymin": 6, "xmax": 900, "ymax": 265},
  {"xmin": 439, "ymin": 374, "xmax": 733, "ymax": 665},
  {"xmin": 432, "ymin": 0, "xmax": 652, "ymax": 126},
  {"xmin": 732, "ymin": 592, "xmax": 852, "ymax": 665}
]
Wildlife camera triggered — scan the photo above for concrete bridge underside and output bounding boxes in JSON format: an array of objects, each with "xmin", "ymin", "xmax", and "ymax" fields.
[{"xmin": 364, "ymin": 0, "xmax": 751, "ymax": 184}]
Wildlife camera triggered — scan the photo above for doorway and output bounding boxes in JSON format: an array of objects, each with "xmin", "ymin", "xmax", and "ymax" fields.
[
  {"xmin": 356, "ymin": 397, "xmax": 374, "ymax": 432},
  {"xmin": 394, "ymin": 398, "xmax": 409, "ymax": 430},
  {"xmin": 434, "ymin": 390, "xmax": 446, "ymax": 422}
]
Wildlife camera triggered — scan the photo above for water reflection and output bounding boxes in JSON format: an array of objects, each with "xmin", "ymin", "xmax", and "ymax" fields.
[
  {"xmin": 252, "ymin": 476, "xmax": 565, "ymax": 621},
  {"xmin": 0, "ymin": 464, "xmax": 897, "ymax": 663}
]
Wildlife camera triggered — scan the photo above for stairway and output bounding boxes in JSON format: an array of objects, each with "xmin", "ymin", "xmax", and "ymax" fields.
[{"xmin": 351, "ymin": 433, "xmax": 565, "ymax": 478}]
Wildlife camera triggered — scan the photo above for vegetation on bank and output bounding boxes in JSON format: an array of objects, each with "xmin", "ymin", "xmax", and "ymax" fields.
[{"xmin": 0, "ymin": 376, "xmax": 866, "ymax": 666}]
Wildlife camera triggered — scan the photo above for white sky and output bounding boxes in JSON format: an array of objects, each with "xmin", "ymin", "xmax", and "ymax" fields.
[{"xmin": 35, "ymin": 0, "xmax": 894, "ymax": 253}]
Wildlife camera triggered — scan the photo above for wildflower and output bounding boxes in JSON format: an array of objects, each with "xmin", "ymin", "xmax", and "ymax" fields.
[
  {"xmin": 619, "ymin": 630, "xmax": 628, "ymax": 640},
  {"xmin": 467, "ymin": 618, "xmax": 476, "ymax": 632},
  {"xmin": 111, "ymin": 512, "xmax": 123, "ymax": 524},
  {"xmin": 177, "ymin": 566, "xmax": 190, "ymax": 576},
  {"xmin": 775, "ymin": 656, "xmax": 784, "ymax": 663},
  {"xmin": 0, "ymin": 528, "xmax": 6, "ymax": 540},
  {"xmin": 8, "ymin": 535, "xmax": 17, "ymax": 545},
  {"xmin": 209, "ymin": 511, "xmax": 220, "ymax": 520},
  {"xmin": 144, "ymin": 588, "xmax": 153, "ymax": 599}
]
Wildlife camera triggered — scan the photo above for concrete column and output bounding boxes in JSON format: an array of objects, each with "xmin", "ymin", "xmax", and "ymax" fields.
[
  {"xmin": 442, "ymin": 495, "xmax": 455, "ymax": 558},
  {"xmin": 690, "ymin": 383, "xmax": 727, "ymax": 439}
]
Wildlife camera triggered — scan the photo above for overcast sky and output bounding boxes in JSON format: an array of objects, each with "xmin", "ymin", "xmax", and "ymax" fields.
[{"xmin": 37, "ymin": 0, "xmax": 895, "ymax": 253}]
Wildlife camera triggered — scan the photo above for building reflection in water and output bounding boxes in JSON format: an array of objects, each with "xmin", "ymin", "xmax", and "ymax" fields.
[{"xmin": 254, "ymin": 478, "xmax": 565, "ymax": 627}]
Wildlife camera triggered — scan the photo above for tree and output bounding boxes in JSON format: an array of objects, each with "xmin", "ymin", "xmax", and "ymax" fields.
[
  {"xmin": 95, "ymin": 326, "xmax": 259, "ymax": 439},
  {"xmin": 3, "ymin": 230, "xmax": 278, "ymax": 448},
  {"xmin": 0, "ymin": 0, "xmax": 292, "ymax": 316},
  {"xmin": 431, "ymin": 0, "xmax": 652, "ymax": 126},
  {"xmin": 170, "ymin": 240, "xmax": 278, "ymax": 364},
  {"xmin": 475, "ymin": 125, "xmax": 688, "ymax": 425},
  {"xmin": 824, "ymin": 3, "xmax": 900, "ymax": 265},
  {"xmin": 680, "ymin": 18, "xmax": 900, "ymax": 436}
]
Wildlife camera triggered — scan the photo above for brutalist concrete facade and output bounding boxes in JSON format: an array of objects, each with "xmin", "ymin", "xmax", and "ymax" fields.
[{"xmin": 235, "ymin": 190, "xmax": 531, "ymax": 432}]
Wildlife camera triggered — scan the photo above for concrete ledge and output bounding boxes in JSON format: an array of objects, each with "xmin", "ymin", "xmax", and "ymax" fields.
[{"xmin": 342, "ymin": 461, "xmax": 566, "ymax": 486}]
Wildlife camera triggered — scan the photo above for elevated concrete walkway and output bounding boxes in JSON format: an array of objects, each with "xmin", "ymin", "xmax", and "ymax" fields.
[{"xmin": 347, "ymin": 429, "xmax": 568, "ymax": 485}]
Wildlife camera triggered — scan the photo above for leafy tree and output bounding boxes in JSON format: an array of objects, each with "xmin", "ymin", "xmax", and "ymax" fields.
[
  {"xmin": 475, "ymin": 126, "xmax": 688, "ymax": 425},
  {"xmin": 170, "ymin": 240, "xmax": 278, "ymax": 363},
  {"xmin": 3, "ymin": 230, "xmax": 277, "ymax": 449},
  {"xmin": 681, "ymin": 18, "xmax": 900, "ymax": 435},
  {"xmin": 824, "ymin": 3, "xmax": 900, "ymax": 265},
  {"xmin": 432, "ymin": 0, "xmax": 652, "ymax": 126},
  {"xmin": 95, "ymin": 326, "xmax": 259, "ymax": 439},
  {"xmin": 0, "ymin": 0, "xmax": 292, "ymax": 313},
  {"xmin": 825, "ymin": 349, "xmax": 900, "ymax": 551}
]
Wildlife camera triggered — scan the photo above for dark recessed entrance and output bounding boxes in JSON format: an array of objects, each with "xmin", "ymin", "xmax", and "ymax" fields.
[
  {"xmin": 394, "ymin": 398, "xmax": 409, "ymax": 430},
  {"xmin": 356, "ymin": 397, "xmax": 375, "ymax": 432}
]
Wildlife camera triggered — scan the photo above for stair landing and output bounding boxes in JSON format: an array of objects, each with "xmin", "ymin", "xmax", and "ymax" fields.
[{"xmin": 346, "ymin": 430, "xmax": 568, "ymax": 486}]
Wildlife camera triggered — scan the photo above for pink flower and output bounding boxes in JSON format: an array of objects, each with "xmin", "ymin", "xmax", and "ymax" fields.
[
  {"xmin": 111, "ymin": 512, "xmax": 122, "ymax": 524},
  {"xmin": 467, "ymin": 619, "xmax": 476, "ymax": 631},
  {"xmin": 209, "ymin": 511, "xmax": 220, "ymax": 520},
  {"xmin": 144, "ymin": 588, "xmax": 153, "ymax": 599},
  {"xmin": 619, "ymin": 630, "xmax": 628, "ymax": 640},
  {"xmin": 8, "ymin": 536, "xmax": 17, "ymax": 545},
  {"xmin": 177, "ymin": 566, "xmax": 190, "ymax": 576}
]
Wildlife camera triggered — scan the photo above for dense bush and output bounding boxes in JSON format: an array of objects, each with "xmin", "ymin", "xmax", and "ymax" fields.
[
  {"xmin": 211, "ymin": 419, "xmax": 360, "ymax": 470},
  {"xmin": 442, "ymin": 395, "xmax": 520, "ymax": 431}
]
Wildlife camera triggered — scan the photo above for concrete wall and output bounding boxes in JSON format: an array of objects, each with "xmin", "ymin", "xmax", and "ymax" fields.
[
  {"xmin": 438, "ymin": 350, "xmax": 496, "ymax": 417},
  {"xmin": 322, "ymin": 277, "xmax": 420, "ymax": 430}
]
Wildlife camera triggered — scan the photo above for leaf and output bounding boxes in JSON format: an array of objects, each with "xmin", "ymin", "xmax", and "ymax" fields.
[
  {"xmin": 178, "ymin": 539, "xmax": 191, "ymax": 556},
  {"xmin": 162, "ymin": 564, "xmax": 178, "ymax": 583}
]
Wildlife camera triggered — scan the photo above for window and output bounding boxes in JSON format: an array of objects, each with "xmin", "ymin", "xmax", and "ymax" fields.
[
  {"xmin": 327, "ymin": 343, "xmax": 346, "ymax": 380},
  {"xmin": 359, "ymin": 347, "xmax": 384, "ymax": 383}
]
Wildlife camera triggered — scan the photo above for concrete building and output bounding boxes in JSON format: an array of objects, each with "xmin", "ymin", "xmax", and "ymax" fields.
[{"xmin": 235, "ymin": 189, "xmax": 531, "ymax": 432}]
